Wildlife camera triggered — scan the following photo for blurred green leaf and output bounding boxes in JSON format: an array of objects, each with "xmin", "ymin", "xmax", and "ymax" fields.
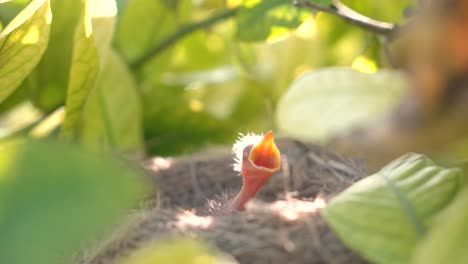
[
  {"xmin": 412, "ymin": 186, "xmax": 468, "ymax": 264},
  {"xmin": 308, "ymin": 0, "xmax": 333, "ymax": 4},
  {"xmin": 323, "ymin": 153, "xmax": 463, "ymax": 264},
  {"xmin": 0, "ymin": 0, "xmax": 51, "ymax": 103},
  {"xmin": 60, "ymin": 0, "xmax": 116, "ymax": 142},
  {"xmin": 276, "ymin": 68, "xmax": 407, "ymax": 141},
  {"xmin": 114, "ymin": 0, "xmax": 191, "ymax": 64},
  {"xmin": 29, "ymin": 0, "xmax": 82, "ymax": 111},
  {"xmin": 80, "ymin": 50, "xmax": 143, "ymax": 153},
  {"xmin": 0, "ymin": 139, "xmax": 149, "ymax": 264},
  {"xmin": 0, "ymin": 79, "xmax": 30, "ymax": 114},
  {"xmin": 0, "ymin": 0, "xmax": 31, "ymax": 25},
  {"xmin": 341, "ymin": 0, "xmax": 413, "ymax": 23},
  {"xmin": 142, "ymin": 82, "xmax": 236, "ymax": 155},
  {"xmin": 118, "ymin": 238, "xmax": 223, "ymax": 264},
  {"xmin": 235, "ymin": 0, "xmax": 308, "ymax": 42}
]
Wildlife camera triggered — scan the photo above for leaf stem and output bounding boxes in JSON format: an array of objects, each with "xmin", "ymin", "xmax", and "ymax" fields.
[
  {"xmin": 130, "ymin": 7, "xmax": 239, "ymax": 71},
  {"xmin": 293, "ymin": 0, "xmax": 396, "ymax": 36}
]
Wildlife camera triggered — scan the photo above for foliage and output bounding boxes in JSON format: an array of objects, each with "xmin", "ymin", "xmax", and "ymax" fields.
[
  {"xmin": 276, "ymin": 67, "xmax": 407, "ymax": 141},
  {"xmin": 323, "ymin": 153, "xmax": 464, "ymax": 264},
  {"xmin": 412, "ymin": 186, "xmax": 468, "ymax": 264},
  {"xmin": 118, "ymin": 238, "xmax": 226, "ymax": 264},
  {"xmin": 3, "ymin": 0, "xmax": 468, "ymax": 264},
  {"xmin": 0, "ymin": 139, "xmax": 149, "ymax": 264},
  {"xmin": 235, "ymin": 0, "xmax": 308, "ymax": 41},
  {"xmin": 0, "ymin": 0, "xmax": 50, "ymax": 103},
  {"xmin": 0, "ymin": 0, "xmax": 412, "ymax": 155}
]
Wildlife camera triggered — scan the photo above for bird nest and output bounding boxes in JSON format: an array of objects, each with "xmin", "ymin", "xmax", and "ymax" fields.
[{"xmin": 80, "ymin": 139, "xmax": 369, "ymax": 264}]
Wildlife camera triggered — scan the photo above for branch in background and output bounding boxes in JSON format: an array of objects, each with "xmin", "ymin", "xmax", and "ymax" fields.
[
  {"xmin": 293, "ymin": 0, "xmax": 396, "ymax": 36},
  {"xmin": 132, "ymin": 1, "xmax": 398, "ymax": 71},
  {"xmin": 131, "ymin": 7, "xmax": 239, "ymax": 71}
]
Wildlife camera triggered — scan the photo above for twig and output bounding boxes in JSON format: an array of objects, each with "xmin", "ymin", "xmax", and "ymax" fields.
[
  {"xmin": 293, "ymin": 0, "xmax": 396, "ymax": 36},
  {"xmin": 131, "ymin": 7, "xmax": 239, "ymax": 71}
]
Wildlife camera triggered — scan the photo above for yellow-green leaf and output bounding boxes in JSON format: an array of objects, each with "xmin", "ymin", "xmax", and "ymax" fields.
[
  {"xmin": 30, "ymin": 0, "xmax": 82, "ymax": 110},
  {"xmin": 323, "ymin": 153, "xmax": 463, "ymax": 264},
  {"xmin": 80, "ymin": 50, "xmax": 143, "ymax": 153},
  {"xmin": 115, "ymin": 0, "xmax": 191, "ymax": 64},
  {"xmin": 119, "ymin": 238, "xmax": 226, "ymax": 264},
  {"xmin": 236, "ymin": 0, "xmax": 307, "ymax": 42},
  {"xmin": 276, "ymin": 67, "xmax": 407, "ymax": 141},
  {"xmin": 0, "ymin": 0, "xmax": 51, "ymax": 103},
  {"xmin": 0, "ymin": 139, "xmax": 149, "ymax": 264},
  {"xmin": 412, "ymin": 186, "xmax": 468, "ymax": 264},
  {"xmin": 308, "ymin": 0, "xmax": 333, "ymax": 5},
  {"xmin": 60, "ymin": 0, "xmax": 117, "ymax": 141}
]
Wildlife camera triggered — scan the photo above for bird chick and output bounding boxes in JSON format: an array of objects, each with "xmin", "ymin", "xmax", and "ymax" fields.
[{"xmin": 230, "ymin": 131, "xmax": 281, "ymax": 211}]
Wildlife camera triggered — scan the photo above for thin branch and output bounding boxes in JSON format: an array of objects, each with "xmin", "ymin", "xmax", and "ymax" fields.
[
  {"xmin": 293, "ymin": 0, "xmax": 396, "ymax": 36},
  {"xmin": 132, "ymin": 1, "xmax": 398, "ymax": 71},
  {"xmin": 131, "ymin": 7, "xmax": 239, "ymax": 71}
]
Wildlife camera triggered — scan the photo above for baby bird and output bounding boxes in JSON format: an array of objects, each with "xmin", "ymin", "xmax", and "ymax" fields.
[{"xmin": 229, "ymin": 131, "xmax": 281, "ymax": 211}]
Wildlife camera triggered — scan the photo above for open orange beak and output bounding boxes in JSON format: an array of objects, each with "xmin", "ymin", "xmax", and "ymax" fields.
[
  {"xmin": 232, "ymin": 131, "xmax": 281, "ymax": 211},
  {"xmin": 246, "ymin": 130, "xmax": 281, "ymax": 174}
]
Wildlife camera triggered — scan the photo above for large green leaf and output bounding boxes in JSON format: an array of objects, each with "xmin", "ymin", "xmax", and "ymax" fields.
[
  {"xmin": 80, "ymin": 50, "xmax": 143, "ymax": 153},
  {"xmin": 0, "ymin": 0, "xmax": 51, "ymax": 103},
  {"xmin": 276, "ymin": 67, "xmax": 407, "ymax": 141},
  {"xmin": 235, "ymin": 0, "xmax": 308, "ymax": 42},
  {"xmin": 411, "ymin": 186, "xmax": 468, "ymax": 264},
  {"xmin": 60, "ymin": 0, "xmax": 117, "ymax": 142},
  {"xmin": 0, "ymin": 139, "xmax": 149, "ymax": 264},
  {"xmin": 29, "ymin": 0, "xmax": 82, "ymax": 111},
  {"xmin": 323, "ymin": 153, "xmax": 463, "ymax": 264}
]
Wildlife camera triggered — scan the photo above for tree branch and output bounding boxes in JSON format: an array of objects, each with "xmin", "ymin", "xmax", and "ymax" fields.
[
  {"xmin": 131, "ymin": 7, "xmax": 239, "ymax": 71},
  {"xmin": 131, "ymin": 1, "xmax": 399, "ymax": 71},
  {"xmin": 293, "ymin": 0, "xmax": 396, "ymax": 36}
]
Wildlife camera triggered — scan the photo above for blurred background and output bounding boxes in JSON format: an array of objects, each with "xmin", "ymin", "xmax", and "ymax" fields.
[
  {"xmin": 0, "ymin": 0, "xmax": 414, "ymax": 156},
  {"xmin": 6, "ymin": 0, "xmax": 468, "ymax": 263}
]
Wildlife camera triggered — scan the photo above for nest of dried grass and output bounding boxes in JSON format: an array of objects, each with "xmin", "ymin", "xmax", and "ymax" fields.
[{"xmin": 80, "ymin": 139, "xmax": 369, "ymax": 264}]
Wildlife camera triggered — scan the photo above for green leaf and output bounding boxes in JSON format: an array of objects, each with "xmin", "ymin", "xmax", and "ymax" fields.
[
  {"xmin": 114, "ymin": 0, "xmax": 191, "ymax": 64},
  {"xmin": 235, "ymin": 0, "xmax": 308, "ymax": 42},
  {"xmin": 60, "ymin": 0, "xmax": 117, "ymax": 142},
  {"xmin": 0, "ymin": 0, "xmax": 31, "ymax": 26},
  {"xmin": 29, "ymin": 0, "xmax": 82, "ymax": 111},
  {"xmin": 412, "ymin": 186, "xmax": 468, "ymax": 264},
  {"xmin": 0, "ymin": 0, "xmax": 51, "ymax": 103},
  {"xmin": 80, "ymin": 50, "xmax": 143, "ymax": 153},
  {"xmin": 0, "ymin": 139, "xmax": 149, "ymax": 264},
  {"xmin": 118, "ymin": 238, "xmax": 222, "ymax": 264},
  {"xmin": 323, "ymin": 153, "xmax": 463, "ymax": 264},
  {"xmin": 276, "ymin": 67, "xmax": 407, "ymax": 141},
  {"xmin": 307, "ymin": 0, "xmax": 333, "ymax": 5}
]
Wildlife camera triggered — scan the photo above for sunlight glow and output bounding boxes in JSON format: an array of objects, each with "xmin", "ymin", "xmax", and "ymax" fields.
[
  {"xmin": 352, "ymin": 56, "xmax": 378, "ymax": 73},
  {"xmin": 0, "ymin": 102, "xmax": 41, "ymax": 137},
  {"xmin": 176, "ymin": 211, "xmax": 212, "ymax": 230},
  {"xmin": 93, "ymin": 0, "xmax": 117, "ymax": 18},
  {"xmin": 295, "ymin": 17, "xmax": 317, "ymax": 39},
  {"xmin": 144, "ymin": 157, "xmax": 173, "ymax": 172},
  {"xmin": 271, "ymin": 197, "xmax": 327, "ymax": 221},
  {"xmin": 21, "ymin": 25, "xmax": 39, "ymax": 44},
  {"xmin": 189, "ymin": 99, "xmax": 204, "ymax": 112},
  {"xmin": 30, "ymin": 107, "xmax": 64, "ymax": 138},
  {"xmin": 227, "ymin": 0, "xmax": 242, "ymax": 7}
]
